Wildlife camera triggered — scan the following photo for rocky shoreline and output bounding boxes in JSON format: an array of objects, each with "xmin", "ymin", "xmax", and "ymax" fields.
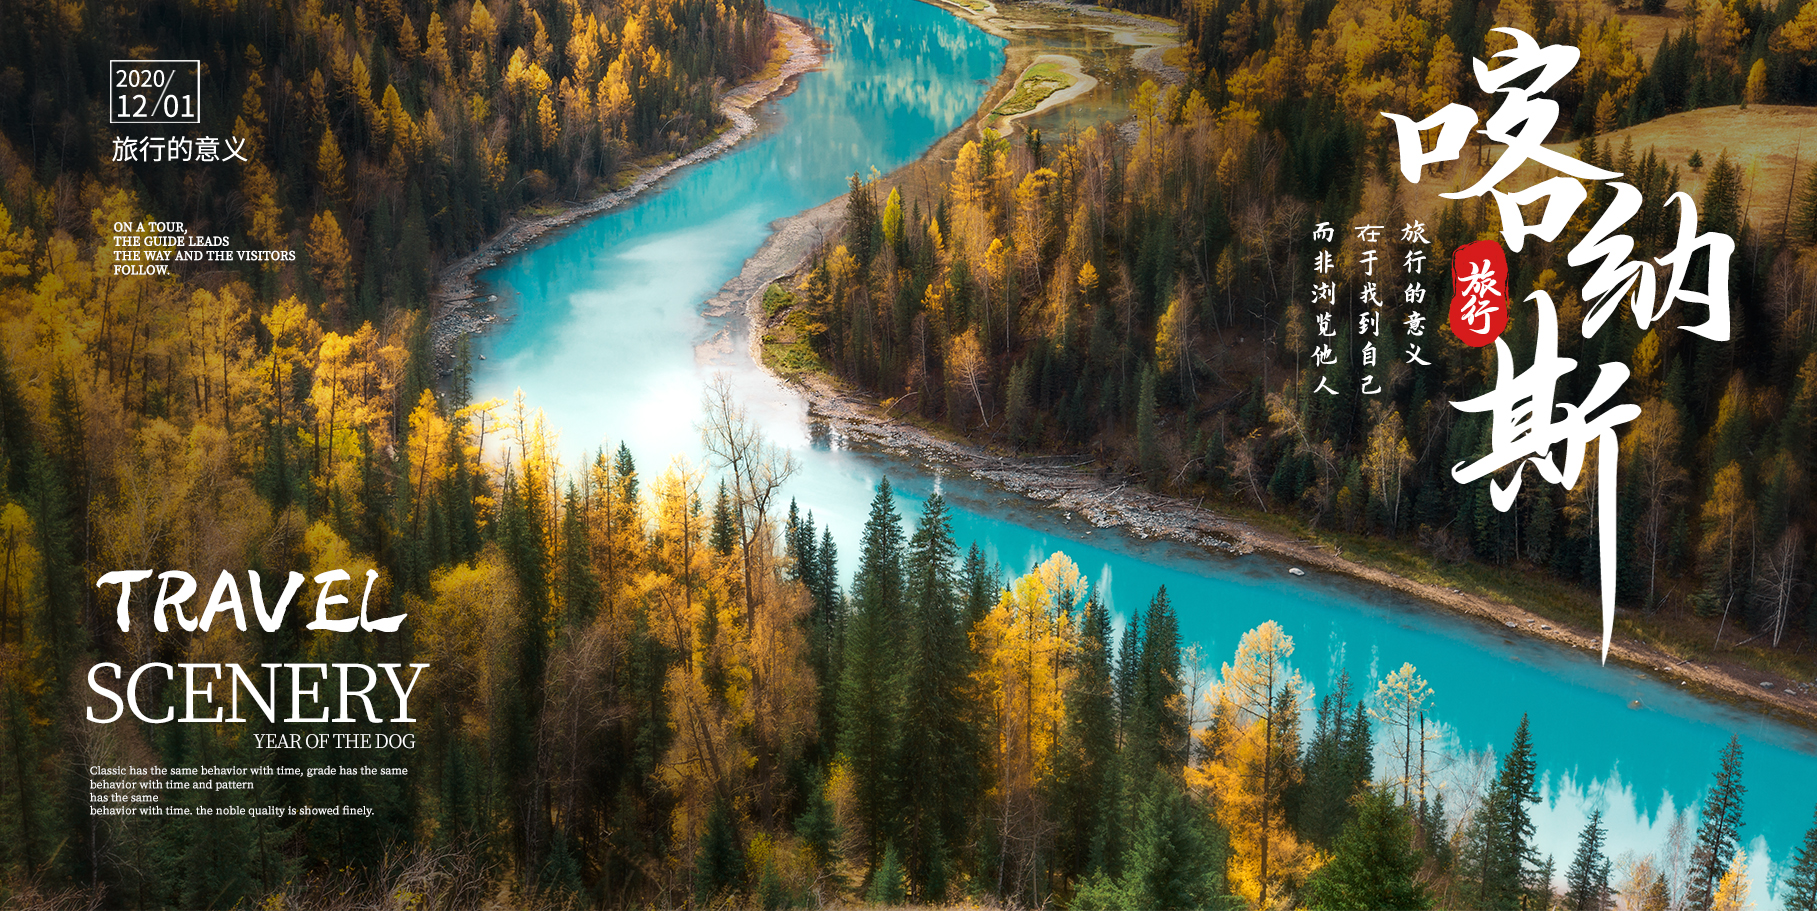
[
  {"xmin": 426, "ymin": 12, "xmax": 824, "ymax": 374},
  {"xmin": 744, "ymin": 290, "xmax": 1817, "ymax": 726},
  {"xmin": 705, "ymin": 13, "xmax": 1817, "ymax": 730},
  {"xmin": 424, "ymin": 0, "xmax": 1817, "ymax": 728}
]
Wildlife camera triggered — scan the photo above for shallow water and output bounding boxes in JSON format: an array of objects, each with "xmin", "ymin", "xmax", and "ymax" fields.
[{"xmin": 471, "ymin": 0, "xmax": 1817, "ymax": 899}]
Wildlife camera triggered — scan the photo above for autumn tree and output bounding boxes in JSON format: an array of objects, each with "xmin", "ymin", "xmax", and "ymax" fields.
[
  {"xmin": 1625, "ymin": 400, "xmax": 1688, "ymax": 609},
  {"xmin": 1370, "ymin": 662, "xmax": 1434, "ymax": 809},
  {"xmin": 1188, "ymin": 621, "xmax": 1316, "ymax": 906},
  {"xmin": 972, "ymin": 552, "xmax": 1085, "ymax": 904}
]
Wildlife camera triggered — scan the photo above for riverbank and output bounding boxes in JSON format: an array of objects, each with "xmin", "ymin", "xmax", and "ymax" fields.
[
  {"xmin": 427, "ymin": 12, "xmax": 824, "ymax": 373},
  {"xmin": 757, "ymin": 334, "xmax": 1817, "ymax": 729},
  {"xmin": 714, "ymin": 15, "xmax": 1817, "ymax": 731}
]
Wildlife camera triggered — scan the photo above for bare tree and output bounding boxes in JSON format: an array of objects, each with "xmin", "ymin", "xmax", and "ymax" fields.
[
  {"xmin": 1626, "ymin": 401, "xmax": 1688, "ymax": 610},
  {"xmin": 1756, "ymin": 527, "xmax": 1804, "ymax": 647},
  {"xmin": 698, "ymin": 373, "xmax": 798, "ymax": 626}
]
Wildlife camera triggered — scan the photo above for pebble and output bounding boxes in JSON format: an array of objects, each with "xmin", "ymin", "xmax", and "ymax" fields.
[{"xmin": 1287, "ymin": 567, "xmax": 1305, "ymax": 576}]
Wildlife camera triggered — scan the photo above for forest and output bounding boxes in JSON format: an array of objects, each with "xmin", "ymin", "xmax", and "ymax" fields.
[
  {"xmin": 0, "ymin": 0, "xmax": 773, "ymax": 326},
  {"xmin": 783, "ymin": 0, "xmax": 1817, "ymax": 670},
  {"xmin": 0, "ymin": 0, "xmax": 1815, "ymax": 906}
]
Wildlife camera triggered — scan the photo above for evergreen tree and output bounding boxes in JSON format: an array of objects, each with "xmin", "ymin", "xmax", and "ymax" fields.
[
  {"xmin": 1794, "ymin": 169, "xmax": 1817, "ymax": 245},
  {"xmin": 695, "ymin": 798, "xmax": 742, "ymax": 905},
  {"xmin": 837, "ymin": 478, "xmax": 907, "ymax": 858},
  {"xmin": 1565, "ymin": 809, "xmax": 1613, "ymax": 911},
  {"xmin": 1462, "ymin": 714, "xmax": 1541, "ymax": 910},
  {"xmin": 1121, "ymin": 780, "xmax": 1226, "ymax": 909},
  {"xmin": 712, "ymin": 481, "xmax": 738, "ymax": 557},
  {"xmin": 1784, "ymin": 804, "xmax": 1817, "ymax": 911},
  {"xmin": 1115, "ymin": 611, "xmax": 1144, "ymax": 738},
  {"xmin": 1304, "ymin": 788, "xmax": 1431, "ymax": 911},
  {"xmin": 1700, "ymin": 152, "xmax": 1744, "ymax": 238},
  {"xmin": 1421, "ymin": 790, "xmax": 1452, "ymax": 873},
  {"xmin": 1130, "ymin": 586, "xmax": 1187, "ymax": 769},
  {"xmin": 959, "ymin": 542, "xmax": 995, "ymax": 626},
  {"xmin": 1687, "ymin": 737, "xmax": 1747, "ymax": 911},
  {"xmin": 1073, "ymin": 781, "xmax": 1226, "ymax": 911},
  {"xmin": 846, "ymin": 173, "xmax": 881, "ymax": 272},
  {"xmin": 1295, "ymin": 673, "xmax": 1373, "ymax": 848},
  {"xmin": 816, "ymin": 527, "xmax": 841, "ymax": 615},
  {"xmin": 1058, "ymin": 592, "xmax": 1119, "ymax": 879},
  {"xmin": 797, "ymin": 769, "xmax": 843, "ymax": 887},
  {"xmin": 866, "ymin": 842, "xmax": 907, "ymax": 905},
  {"xmin": 1644, "ymin": 871, "xmax": 1673, "ymax": 911},
  {"xmin": 1532, "ymin": 854, "xmax": 1560, "ymax": 911},
  {"xmin": 897, "ymin": 492, "xmax": 976, "ymax": 898},
  {"xmin": 556, "ymin": 484, "xmax": 600, "ymax": 630},
  {"xmin": 1137, "ymin": 362, "xmax": 1162, "ymax": 486}
]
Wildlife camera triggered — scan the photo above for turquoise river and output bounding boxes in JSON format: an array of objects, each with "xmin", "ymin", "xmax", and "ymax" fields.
[{"xmin": 471, "ymin": 0, "xmax": 1817, "ymax": 899}]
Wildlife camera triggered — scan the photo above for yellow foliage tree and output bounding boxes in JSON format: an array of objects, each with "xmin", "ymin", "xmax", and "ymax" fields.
[
  {"xmin": 1187, "ymin": 621, "xmax": 1320, "ymax": 907},
  {"xmin": 1711, "ymin": 850, "xmax": 1751, "ymax": 911},
  {"xmin": 972, "ymin": 553, "xmax": 1084, "ymax": 895},
  {"xmin": 0, "ymin": 503, "xmax": 39, "ymax": 645},
  {"xmin": 424, "ymin": 11, "xmax": 455, "ymax": 82},
  {"xmin": 306, "ymin": 210, "xmax": 351, "ymax": 319},
  {"xmin": 404, "ymin": 389, "xmax": 451, "ymax": 534}
]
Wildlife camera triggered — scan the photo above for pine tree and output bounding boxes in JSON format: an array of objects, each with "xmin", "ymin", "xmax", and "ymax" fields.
[
  {"xmin": 959, "ymin": 542, "xmax": 995, "ymax": 626},
  {"xmin": 1565, "ymin": 809, "xmax": 1613, "ymax": 911},
  {"xmin": 816, "ymin": 527, "xmax": 841, "ymax": 615},
  {"xmin": 1686, "ymin": 737, "xmax": 1746, "ymax": 911},
  {"xmin": 897, "ymin": 492, "xmax": 976, "ymax": 899},
  {"xmin": 1463, "ymin": 714, "xmax": 1541, "ymax": 910},
  {"xmin": 1421, "ymin": 790, "xmax": 1452, "ymax": 872},
  {"xmin": 1058, "ymin": 592, "xmax": 1119, "ymax": 879},
  {"xmin": 838, "ymin": 478, "xmax": 907, "ymax": 858},
  {"xmin": 1783, "ymin": 804, "xmax": 1817, "ymax": 911},
  {"xmin": 1137, "ymin": 361, "xmax": 1162, "ymax": 487},
  {"xmin": 1304, "ymin": 788, "xmax": 1431, "ymax": 911},
  {"xmin": 1700, "ymin": 152, "xmax": 1744, "ymax": 238},
  {"xmin": 1296, "ymin": 673, "xmax": 1372, "ymax": 848},
  {"xmin": 556, "ymin": 484, "xmax": 600, "ymax": 630},
  {"xmin": 1129, "ymin": 586, "xmax": 1186, "ymax": 770},
  {"xmin": 1793, "ymin": 169, "xmax": 1817, "ymax": 245},
  {"xmin": 1116, "ymin": 780, "xmax": 1226, "ymax": 910},
  {"xmin": 846, "ymin": 173, "xmax": 880, "ymax": 272},
  {"xmin": 695, "ymin": 798, "xmax": 742, "ymax": 905},
  {"xmin": 1532, "ymin": 854, "xmax": 1560, "ymax": 911},
  {"xmin": 712, "ymin": 481, "xmax": 737, "ymax": 556},
  {"xmin": 797, "ymin": 768, "xmax": 842, "ymax": 879},
  {"xmin": 1116, "ymin": 611, "xmax": 1144, "ymax": 737},
  {"xmin": 1644, "ymin": 871, "xmax": 1673, "ymax": 911},
  {"xmin": 866, "ymin": 842, "xmax": 907, "ymax": 905}
]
